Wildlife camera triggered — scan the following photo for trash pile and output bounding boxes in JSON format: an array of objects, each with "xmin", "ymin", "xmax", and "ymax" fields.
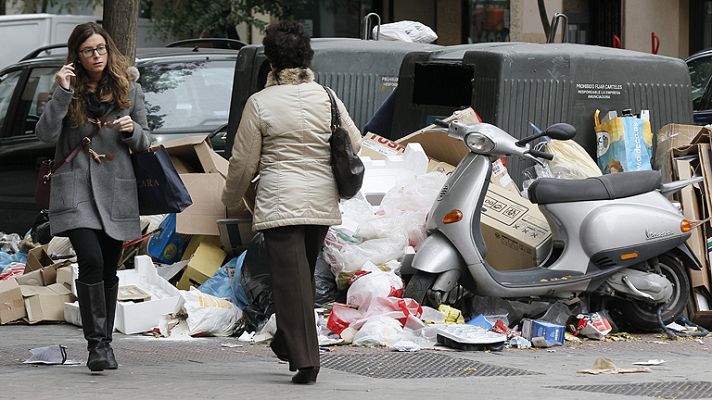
[{"xmin": 1, "ymin": 107, "xmax": 711, "ymax": 354}]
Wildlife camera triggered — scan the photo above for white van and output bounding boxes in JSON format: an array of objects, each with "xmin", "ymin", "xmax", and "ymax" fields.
[{"xmin": 0, "ymin": 13, "xmax": 170, "ymax": 69}]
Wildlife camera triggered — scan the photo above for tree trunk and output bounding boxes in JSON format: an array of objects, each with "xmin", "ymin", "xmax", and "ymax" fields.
[{"xmin": 103, "ymin": 0, "xmax": 140, "ymax": 65}]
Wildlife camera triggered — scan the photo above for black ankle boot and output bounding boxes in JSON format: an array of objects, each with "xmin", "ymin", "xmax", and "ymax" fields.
[
  {"xmin": 103, "ymin": 281, "xmax": 119, "ymax": 370},
  {"xmin": 76, "ymin": 280, "xmax": 110, "ymax": 372},
  {"xmin": 292, "ymin": 367, "xmax": 319, "ymax": 384}
]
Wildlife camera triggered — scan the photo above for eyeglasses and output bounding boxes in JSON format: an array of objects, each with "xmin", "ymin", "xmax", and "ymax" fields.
[{"xmin": 79, "ymin": 44, "xmax": 107, "ymax": 58}]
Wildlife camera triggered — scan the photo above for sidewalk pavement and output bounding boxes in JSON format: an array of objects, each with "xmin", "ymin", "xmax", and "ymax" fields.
[{"xmin": 1, "ymin": 324, "xmax": 711, "ymax": 400}]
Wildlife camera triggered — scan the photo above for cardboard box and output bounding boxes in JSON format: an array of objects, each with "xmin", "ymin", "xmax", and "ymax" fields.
[
  {"xmin": 115, "ymin": 255, "xmax": 182, "ymax": 334},
  {"xmin": 655, "ymin": 124, "xmax": 705, "ymax": 182},
  {"xmin": 521, "ymin": 319, "xmax": 565, "ymax": 347},
  {"xmin": 148, "ymin": 214, "xmax": 191, "ymax": 263},
  {"xmin": 177, "ymin": 173, "xmax": 226, "ymax": 236},
  {"xmin": 161, "ymin": 135, "xmax": 229, "ymax": 236},
  {"xmin": 25, "ymin": 246, "xmax": 53, "ymax": 273},
  {"xmin": 162, "ymin": 135, "xmax": 228, "ymax": 177},
  {"xmin": 20, "ymin": 246, "xmax": 72, "ymax": 286},
  {"xmin": 55, "ymin": 264, "xmax": 78, "ymax": 296},
  {"xmin": 0, "ymin": 279, "xmax": 26, "ymax": 324},
  {"xmin": 21, "ymin": 283, "xmax": 75, "ymax": 324},
  {"xmin": 217, "ymin": 218, "xmax": 255, "ymax": 257},
  {"xmin": 481, "ymin": 183, "xmax": 552, "ymax": 270},
  {"xmin": 177, "ymin": 236, "xmax": 226, "ymax": 290}
]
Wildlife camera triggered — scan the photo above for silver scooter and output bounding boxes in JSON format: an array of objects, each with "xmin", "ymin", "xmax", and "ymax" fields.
[{"xmin": 403, "ymin": 120, "xmax": 702, "ymax": 331}]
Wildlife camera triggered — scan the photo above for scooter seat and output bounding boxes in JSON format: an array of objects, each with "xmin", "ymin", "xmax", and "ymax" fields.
[{"xmin": 527, "ymin": 170, "xmax": 661, "ymax": 204}]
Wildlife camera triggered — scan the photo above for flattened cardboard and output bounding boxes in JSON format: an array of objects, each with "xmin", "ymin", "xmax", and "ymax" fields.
[
  {"xmin": 177, "ymin": 236, "xmax": 226, "ymax": 290},
  {"xmin": 395, "ymin": 107, "xmax": 480, "ymax": 167},
  {"xmin": 176, "ymin": 173, "xmax": 226, "ymax": 236},
  {"xmin": 672, "ymin": 157, "xmax": 711, "ymax": 291},
  {"xmin": 118, "ymin": 285, "xmax": 152, "ymax": 302},
  {"xmin": 21, "ymin": 283, "xmax": 75, "ymax": 324},
  {"xmin": 655, "ymin": 124, "xmax": 705, "ymax": 182},
  {"xmin": 0, "ymin": 279, "xmax": 26, "ymax": 324}
]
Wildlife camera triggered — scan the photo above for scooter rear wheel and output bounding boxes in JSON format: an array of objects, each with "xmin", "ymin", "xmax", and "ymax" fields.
[
  {"xmin": 613, "ymin": 252, "xmax": 690, "ymax": 332},
  {"xmin": 403, "ymin": 271, "xmax": 437, "ymax": 305}
]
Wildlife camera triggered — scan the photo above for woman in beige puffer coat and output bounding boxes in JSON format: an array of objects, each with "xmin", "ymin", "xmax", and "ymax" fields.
[{"xmin": 222, "ymin": 21, "xmax": 361, "ymax": 385}]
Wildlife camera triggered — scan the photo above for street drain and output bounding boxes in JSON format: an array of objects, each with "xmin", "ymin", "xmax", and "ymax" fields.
[
  {"xmin": 320, "ymin": 352, "xmax": 540, "ymax": 379},
  {"xmin": 551, "ymin": 381, "xmax": 712, "ymax": 399}
]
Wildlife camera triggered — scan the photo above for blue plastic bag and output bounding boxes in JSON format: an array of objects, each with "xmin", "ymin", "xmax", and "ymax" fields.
[
  {"xmin": 229, "ymin": 251, "xmax": 249, "ymax": 310},
  {"xmin": 198, "ymin": 255, "xmax": 242, "ymax": 305},
  {"xmin": 0, "ymin": 250, "xmax": 27, "ymax": 273}
]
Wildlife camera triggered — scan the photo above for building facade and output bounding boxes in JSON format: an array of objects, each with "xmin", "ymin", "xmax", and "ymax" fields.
[{"xmin": 295, "ymin": 0, "xmax": 711, "ymax": 58}]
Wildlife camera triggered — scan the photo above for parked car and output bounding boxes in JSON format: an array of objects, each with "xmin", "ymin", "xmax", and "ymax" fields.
[
  {"xmin": 0, "ymin": 41, "xmax": 240, "ymax": 235},
  {"xmin": 686, "ymin": 48, "xmax": 712, "ymax": 124}
]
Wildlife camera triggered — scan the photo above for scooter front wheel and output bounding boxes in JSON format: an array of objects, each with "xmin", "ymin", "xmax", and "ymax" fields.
[{"xmin": 403, "ymin": 271, "xmax": 438, "ymax": 305}]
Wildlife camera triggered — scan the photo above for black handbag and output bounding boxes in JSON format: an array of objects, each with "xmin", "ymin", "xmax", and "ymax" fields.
[
  {"xmin": 323, "ymin": 86, "xmax": 364, "ymax": 199},
  {"xmin": 131, "ymin": 145, "xmax": 193, "ymax": 215}
]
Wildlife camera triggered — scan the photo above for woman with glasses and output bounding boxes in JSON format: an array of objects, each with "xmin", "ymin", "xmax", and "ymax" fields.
[{"xmin": 35, "ymin": 22, "xmax": 151, "ymax": 372}]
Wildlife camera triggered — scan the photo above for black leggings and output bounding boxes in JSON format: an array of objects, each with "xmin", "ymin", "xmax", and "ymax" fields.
[{"xmin": 66, "ymin": 229, "xmax": 122, "ymax": 287}]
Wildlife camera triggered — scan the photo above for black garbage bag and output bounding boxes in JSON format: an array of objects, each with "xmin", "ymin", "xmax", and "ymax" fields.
[
  {"xmin": 30, "ymin": 210, "xmax": 52, "ymax": 245},
  {"xmin": 239, "ymin": 232, "xmax": 273, "ymax": 333},
  {"xmin": 314, "ymin": 255, "xmax": 338, "ymax": 307}
]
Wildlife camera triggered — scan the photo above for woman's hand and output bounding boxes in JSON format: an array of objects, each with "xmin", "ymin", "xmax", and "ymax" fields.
[
  {"xmin": 54, "ymin": 63, "xmax": 75, "ymax": 90},
  {"xmin": 109, "ymin": 116, "xmax": 135, "ymax": 134}
]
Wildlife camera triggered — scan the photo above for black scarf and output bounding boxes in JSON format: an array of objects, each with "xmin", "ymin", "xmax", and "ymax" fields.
[{"xmin": 84, "ymin": 91, "xmax": 111, "ymax": 118}]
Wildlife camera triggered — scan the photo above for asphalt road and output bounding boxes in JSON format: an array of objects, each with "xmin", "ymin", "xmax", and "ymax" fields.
[{"xmin": 0, "ymin": 324, "xmax": 711, "ymax": 399}]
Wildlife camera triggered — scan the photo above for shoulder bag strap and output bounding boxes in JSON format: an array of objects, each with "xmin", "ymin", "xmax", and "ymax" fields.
[
  {"xmin": 49, "ymin": 110, "xmax": 112, "ymax": 175},
  {"xmin": 322, "ymin": 85, "xmax": 341, "ymax": 132}
]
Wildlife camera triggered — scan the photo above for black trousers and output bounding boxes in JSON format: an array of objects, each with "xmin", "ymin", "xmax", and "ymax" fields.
[
  {"xmin": 66, "ymin": 228, "xmax": 122, "ymax": 287},
  {"xmin": 263, "ymin": 224, "xmax": 329, "ymax": 370}
]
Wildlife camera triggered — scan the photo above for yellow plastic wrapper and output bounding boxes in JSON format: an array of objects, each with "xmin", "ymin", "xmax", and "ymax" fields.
[{"xmin": 438, "ymin": 304, "xmax": 465, "ymax": 324}]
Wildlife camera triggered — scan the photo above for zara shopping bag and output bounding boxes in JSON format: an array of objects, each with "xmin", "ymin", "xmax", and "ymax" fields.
[
  {"xmin": 131, "ymin": 145, "xmax": 192, "ymax": 215},
  {"xmin": 323, "ymin": 86, "xmax": 364, "ymax": 199}
]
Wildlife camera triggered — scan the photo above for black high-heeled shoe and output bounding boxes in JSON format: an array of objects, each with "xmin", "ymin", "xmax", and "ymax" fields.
[{"xmin": 292, "ymin": 367, "xmax": 319, "ymax": 384}]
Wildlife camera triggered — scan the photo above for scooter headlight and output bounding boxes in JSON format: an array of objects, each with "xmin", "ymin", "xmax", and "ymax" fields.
[{"xmin": 464, "ymin": 133, "xmax": 495, "ymax": 154}]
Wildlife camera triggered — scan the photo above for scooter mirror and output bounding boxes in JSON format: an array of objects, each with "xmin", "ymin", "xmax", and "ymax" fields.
[{"xmin": 545, "ymin": 123, "xmax": 576, "ymax": 140}]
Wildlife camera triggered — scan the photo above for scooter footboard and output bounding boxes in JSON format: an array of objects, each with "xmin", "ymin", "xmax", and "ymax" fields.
[{"xmin": 411, "ymin": 232, "xmax": 466, "ymax": 274}]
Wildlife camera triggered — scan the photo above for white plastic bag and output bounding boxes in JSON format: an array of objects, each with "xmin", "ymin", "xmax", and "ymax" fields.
[
  {"xmin": 352, "ymin": 316, "xmax": 404, "ymax": 347},
  {"xmin": 544, "ymin": 139, "xmax": 602, "ymax": 179},
  {"xmin": 181, "ymin": 287, "xmax": 243, "ymax": 336},
  {"xmin": 375, "ymin": 20, "xmax": 438, "ymax": 43},
  {"xmin": 346, "ymin": 271, "xmax": 403, "ymax": 309}
]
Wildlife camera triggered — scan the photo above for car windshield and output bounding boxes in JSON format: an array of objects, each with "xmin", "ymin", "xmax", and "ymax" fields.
[
  {"xmin": 688, "ymin": 56, "xmax": 712, "ymax": 107},
  {"xmin": 138, "ymin": 59, "xmax": 233, "ymax": 133}
]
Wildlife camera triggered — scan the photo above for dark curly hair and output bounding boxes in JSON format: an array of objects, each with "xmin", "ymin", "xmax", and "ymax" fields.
[{"xmin": 263, "ymin": 21, "xmax": 314, "ymax": 73}]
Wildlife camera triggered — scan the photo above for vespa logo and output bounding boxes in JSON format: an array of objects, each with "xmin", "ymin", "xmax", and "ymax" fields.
[
  {"xmin": 436, "ymin": 185, "xmax": 449, "ymax": 201},
  {"xmin": 644, "ymin": 229, "xmax": 674, "ymax": 241}
]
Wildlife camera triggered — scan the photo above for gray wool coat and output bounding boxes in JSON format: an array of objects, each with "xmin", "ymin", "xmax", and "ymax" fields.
[{"xmin": 35, "ymin": 82, "xmax": 151, "ymax": 241}]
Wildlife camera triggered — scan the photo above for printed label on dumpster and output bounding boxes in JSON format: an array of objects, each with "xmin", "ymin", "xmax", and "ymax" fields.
[
  {"xmin": 379, "ymin": 76, "xmax": 398, "ymax": 92},
  {"xmin": 575, "ymin": 82, "xmax": 624, "ymax": 100}
]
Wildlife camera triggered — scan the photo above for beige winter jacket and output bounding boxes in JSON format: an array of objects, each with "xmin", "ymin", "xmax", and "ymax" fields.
[{"xmin": 222, "ymin": 68, "xmax": 362, "ymax": 231}]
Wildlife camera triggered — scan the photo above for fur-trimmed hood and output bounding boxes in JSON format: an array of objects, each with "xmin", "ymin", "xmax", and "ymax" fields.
[{"xmin": 265, "ymin": 68, "xmax": 315, "ymax": 87}]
